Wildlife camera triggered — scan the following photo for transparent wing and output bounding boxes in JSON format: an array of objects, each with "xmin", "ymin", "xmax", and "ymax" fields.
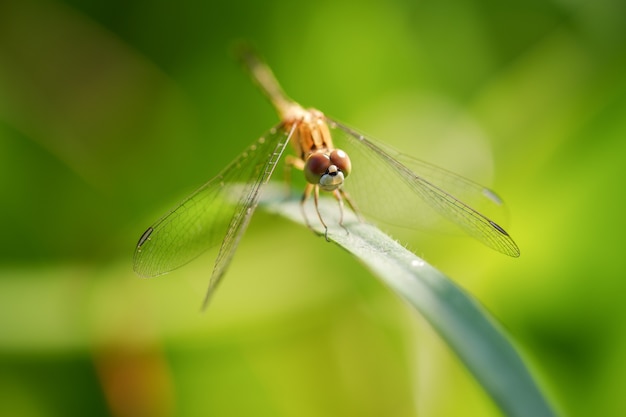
[
  {"xmin": 133, "ymin": 123, "xmax": 293, "ymax": 299},
  {"xmin": 327, "ymin": 118, "xmax": 519, "ymax": 257}
]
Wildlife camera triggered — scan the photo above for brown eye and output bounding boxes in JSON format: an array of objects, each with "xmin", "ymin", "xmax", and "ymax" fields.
[
  {"xmin": 304, "ymin": 152, "xmax": 330, "ymax": 184},
  {"xmin": 329, "ymin": 149, "xmax": 351, "ymax": 177}
]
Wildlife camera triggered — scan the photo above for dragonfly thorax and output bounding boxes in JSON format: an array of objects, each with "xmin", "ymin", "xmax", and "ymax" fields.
[{"xmin": 283, "ymin": 107, "xmax": 334, "ymax": 160}]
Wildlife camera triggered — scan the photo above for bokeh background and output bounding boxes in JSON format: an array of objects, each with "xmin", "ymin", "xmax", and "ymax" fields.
[{"xmin": 1, "ymin": 0, "xmax": 625, "ymax": 416}]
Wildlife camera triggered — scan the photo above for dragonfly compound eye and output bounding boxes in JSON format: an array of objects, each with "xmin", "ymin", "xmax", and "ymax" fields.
[
  {"xmin": 304, "ymin": 152, "xmax": 331, "ymax": 184},
  {"xmin": 329, "ymin": 149, "xmax": 351, "ymax": 178}
]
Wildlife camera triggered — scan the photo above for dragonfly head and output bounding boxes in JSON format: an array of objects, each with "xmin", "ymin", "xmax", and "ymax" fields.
[{"xmin": 304, "ymin": 149, "xmax": 352, "ymax": 191}]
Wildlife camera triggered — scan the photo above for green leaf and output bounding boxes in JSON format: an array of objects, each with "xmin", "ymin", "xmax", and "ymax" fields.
[{"xmin": 261, "ymin": 187, "xmax": 557, "ymax": 417}]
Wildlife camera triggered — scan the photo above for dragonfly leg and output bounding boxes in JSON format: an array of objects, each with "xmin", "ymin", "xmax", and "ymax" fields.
[
  {"xmin": 339, "ymin": 188, "xmax": 364, "ymax": 223},
  {"xmin": 332, "ymin": 189, "xmax": 349, "ymax": 235},
  {"xmin": 300, "ymin": 183, "xmax": 314, "ymax": 232},
  {"xmin": 284, "ymin": 155, "xmax": 305, "ymax": 198},
  {"xmin": 301, "ymin": 184, "xmax": 330, "ymax": 240},
  {"xmin": 313, "ymin": 185, "xmax": 330, "ymax": 241}
]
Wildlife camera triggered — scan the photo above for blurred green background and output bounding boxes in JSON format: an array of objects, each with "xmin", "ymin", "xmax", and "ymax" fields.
[{"xmin": 1, "ymin": 0, "xmax": 625, "ymax": 416}]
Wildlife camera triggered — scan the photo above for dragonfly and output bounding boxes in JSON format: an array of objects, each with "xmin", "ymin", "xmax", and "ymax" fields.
[{"xmin": 133, "ymin": 48, "xmax": 520, "ymax": 307}]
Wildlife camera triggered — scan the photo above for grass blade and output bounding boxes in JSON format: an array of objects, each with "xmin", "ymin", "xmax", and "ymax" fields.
[{"xmin": 261, "ymin": 188, "xmax": 556, "ymax": 417}]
